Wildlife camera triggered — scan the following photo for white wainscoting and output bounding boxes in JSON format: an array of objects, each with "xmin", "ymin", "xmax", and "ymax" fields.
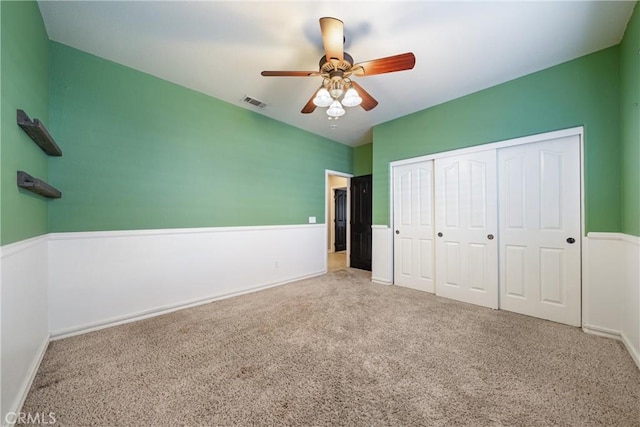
[
  {"xmin": 583, "ymin": 232, "xmax": 639, "ymax": 368},
  {"xmin": 371, "ymin": 225, "xmax": 393, "ymax": 285},
  {"xmin": 48, "ymin": 224, "xmax": 326, "ymax": 338},
  {"xmin": 1, "ymin": 235, "xmax": 50, "ymax": 424}
]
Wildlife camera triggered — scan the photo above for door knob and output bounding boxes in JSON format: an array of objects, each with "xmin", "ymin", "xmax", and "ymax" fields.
[
  {"xmin": 487, "ymin": 234, "xmax": 494, "ymax": 240},
  {"xmin": 566, "ymin": 237, "xmax": 575, "ymax": 244},
  {"xmin": 395, "ymin": 230, "xmax": 400, "ymax": 235},
  {"xmin": 437, "ymin": 232, "xmax": 443, "ymax": 237}
]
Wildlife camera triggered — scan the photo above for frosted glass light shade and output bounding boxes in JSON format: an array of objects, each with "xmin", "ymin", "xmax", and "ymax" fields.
[
  {"xmin": 326, "ymin": 100, "xmax": 345, "ymax": 117},
  {"xmin": 313, "ymin": 88, "xmax": 333, "ymax": 107},
  {"xmin": 341, "ymin": 87, "xmax": 362, "ymax": 107}
]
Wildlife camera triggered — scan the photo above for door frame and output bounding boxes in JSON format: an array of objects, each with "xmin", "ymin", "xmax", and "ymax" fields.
[
  {"xmin": 325, "ymin": 170, "xmax": 353, "ymax": 272},
  {"xmin": 389, "ymin": 127, "xmax": 585, "ymax": 318}
]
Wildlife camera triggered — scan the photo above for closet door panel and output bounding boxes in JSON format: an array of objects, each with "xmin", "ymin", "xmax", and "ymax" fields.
[
  {"xmin": 435, "ymin": 150, "xmax": 498, "ymax": 309},
  {"xmin": 498, "ymin": 135, "xmax": 581, "ymax": 326},
  {"xmin": 393, "ymin": 161, "xmax": 435, "ymax": 292}
]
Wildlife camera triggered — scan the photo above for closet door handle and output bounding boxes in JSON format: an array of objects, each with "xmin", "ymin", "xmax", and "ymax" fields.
[
  {"xmin": 395, "ymin": 230, "xmax": 400, "ymax": 235},
  {"xmin": 437, "ymin": 232, "xmax": 443, "ymax": 237},
  {"xmin": 487, "ymin": 234, "xmax": 494, "ymax": 240},
  {"xmin": 566, "ymin": 237, "xmax": 575, "ymax": 244}
]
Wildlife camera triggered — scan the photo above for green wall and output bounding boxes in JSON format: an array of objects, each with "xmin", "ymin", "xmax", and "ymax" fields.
[
  {"xmin": 1, "ymin": 1, "xmax": 50, "ymax": 245},
  {"xmin": 373, "ymin": 47, "xmax": 621, "ymax": 233},
  {"xmin": 620, "ymin": 3, "xmax": 639, "ymax": 237},
  {"xmin": 353, "ymin": 143, "xmax": 372, "ymax": 176},
  {"xmin": 2, "ymin": 3, "xmax": 634, "ymax": 238},
  {"xmin": 48, "ymin": 42, "xmax": 352, "ymax": 232}
]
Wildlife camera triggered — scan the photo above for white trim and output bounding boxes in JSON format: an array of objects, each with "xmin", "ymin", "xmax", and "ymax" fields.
[
  {"xmin": 582, "ymin": 324, "xmax": 621, "ymax": 339},
  {"xmin": 51, "ymin": 271, "xmax": 324, "ymax": 340},
  {"xmin": 587, "ymin": 232, "xmax": 640, "ymax": 245},
  {"xmin": 371, "ymin": 278, "xmax": 392, "ymax": 285},
  {"xmin": 578, "ymin": 132, "xmax": 586, "ymax": 327},
  {"xmin": 3, "ymin": 334, "xmax": 50, "ymax": 427},
  {"xmin": 0, "ymin": 234, "xmax": 48, "ymax": 258},
  {"xmin": 583, "ymin": 325, "xmax": 640, "ymax": 369},
  {"xmin": 388, "ymin": 161, "xmax": 394, "ymax": 276},
  {"xmin": 621, "ymin": 330, "xmax": 640, "ymax": 369},
  {"xmin": 48, "ymin": 223, "xmax": 323, "ymax": 241},
  {"xmin": 582, "ymin": 234, "xmax": 592, "ymax": 330}
]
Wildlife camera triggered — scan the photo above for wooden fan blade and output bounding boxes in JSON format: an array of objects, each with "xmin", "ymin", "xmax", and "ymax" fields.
[
  {"xmin": 319, "ymin": 17, "xmax": 344, "ymax": 62},
  {"xmin": 261, "ymin": 71, "xmax": 320, "ymax": 77},
  {"xmin": 352, "ymin": 52, "xmax": 416, "ymax": 76},
  {"xmin": 301, "ymin": 92, "xmax": 317, "ymax": 114},
  {"xmin": 350, "ymin": 81, "xmax": 378, "ymax": 111}
]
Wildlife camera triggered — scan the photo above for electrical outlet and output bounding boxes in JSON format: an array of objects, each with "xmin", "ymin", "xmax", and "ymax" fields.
[{"xmin": 309, "ymin": 216, "xmax": 316, "ymax": 224}]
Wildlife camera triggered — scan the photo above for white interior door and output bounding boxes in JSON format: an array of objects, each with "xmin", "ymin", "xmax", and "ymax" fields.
[
  {"xmin": 435, "ymin": 150, "xmax": 498, "ymax": 308},
  {"xmin": 393, "ymin": 161, "xmax": 435, "ymax": 292},
  {"xmin": 498, "ymin": 135, "xmax": 581, "ymax": 326}
]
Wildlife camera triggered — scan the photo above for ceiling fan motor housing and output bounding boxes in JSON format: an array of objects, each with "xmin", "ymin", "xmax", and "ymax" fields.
[{"xmin": 319, "ymin": 52, "xmax": 354, "ymax": 74}]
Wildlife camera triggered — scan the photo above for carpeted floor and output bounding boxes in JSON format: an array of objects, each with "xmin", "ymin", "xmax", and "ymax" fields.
[{"xmin": 22, "ymin": 269, "xmax": 640, "ymax": 426}]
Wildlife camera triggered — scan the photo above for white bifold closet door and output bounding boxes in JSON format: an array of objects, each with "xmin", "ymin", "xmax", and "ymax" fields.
[
  {"xmin": 434, "ymin": 150, "xmax": 498, "ymax": 308},
  {"xmin": 498, "ymin": 135, "xmax": 581, "ymax": 326},
  {"xmin": 393, "ymin": 161, "xmax": 435, "ymax": 293}
]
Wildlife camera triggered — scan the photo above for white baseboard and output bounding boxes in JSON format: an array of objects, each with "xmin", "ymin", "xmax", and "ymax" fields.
[
  {"xmin": 2, "ymin": 334, "xmax": 50, "ymax": 427},
  {"xmin": 371, "ymin": 277, "xmax": 392, "ymax": 285},
  {"xmin": 582, "ymin": 324, "xmax": 621, "ymax": 339},
  {"xmin": 583, "ymin": 325, "xmax": 640, "ymax": 370},
  {"xmin": 621, "ymin": 330, "xmax": 640, "ymax": 370},
  {"xmin": 51, "ymin": 270, "xmax": 325, "ymax": 340}
]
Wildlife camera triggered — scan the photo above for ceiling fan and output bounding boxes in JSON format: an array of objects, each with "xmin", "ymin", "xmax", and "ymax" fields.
[{"xmin": 261, "ymin": 17, "xmax": 416, "ymax": 119}]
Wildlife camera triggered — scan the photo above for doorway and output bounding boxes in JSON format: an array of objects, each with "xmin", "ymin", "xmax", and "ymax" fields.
[{"xmin": 326, "ymin": 172, "xmax": 351, "ymax": 272}]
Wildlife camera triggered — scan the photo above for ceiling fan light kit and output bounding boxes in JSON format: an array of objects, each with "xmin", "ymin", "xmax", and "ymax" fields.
[
  {"xmin": 261, "ymin": 17, "xmax": 415, "ymax": 120},
  {"xmin": 314, "ymin": 80, "xmax": 361, "ymax": 119}
]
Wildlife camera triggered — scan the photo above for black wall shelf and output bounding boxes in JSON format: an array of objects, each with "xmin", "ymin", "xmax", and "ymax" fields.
[
  {"xmin": 17, "ymin": 171, "xmax": 62, "ymax": 199},
  {"xmin": 17, "ymin": 109, "xmax": 62, "ymax": 156}
]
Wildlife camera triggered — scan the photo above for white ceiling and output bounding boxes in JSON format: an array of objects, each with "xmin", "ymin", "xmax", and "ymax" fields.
[{"xmin": 38, "ymin": 1, "xmax": 635, "ymax": 147}]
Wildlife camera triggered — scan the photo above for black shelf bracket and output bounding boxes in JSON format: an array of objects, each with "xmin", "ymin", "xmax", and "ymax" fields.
[
  {"xmin": 17, "ymin": 171, "xmax": 62, "ymax": 199},
  {"xmin": 17, "ymin": 109, "xmax": 62, "ymax": 156}
]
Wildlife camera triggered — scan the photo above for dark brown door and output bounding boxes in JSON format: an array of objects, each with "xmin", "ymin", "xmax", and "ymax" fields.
[
  {"xmin": 334, "ymin": 189, "xmax": 347, "ymax": 252},
  {"xmin": 350, "ymin": 174, "xmax": 372, "ymax": 271}
]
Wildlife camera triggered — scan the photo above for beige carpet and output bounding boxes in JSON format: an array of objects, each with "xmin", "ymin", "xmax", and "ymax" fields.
[{"xmin": 22, "ymin": 269, "xmax": 639, "ymax": 426}]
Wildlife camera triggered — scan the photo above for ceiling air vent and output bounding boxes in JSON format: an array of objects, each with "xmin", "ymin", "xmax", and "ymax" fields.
[{"xmin": 241, "ymin": 95, "xmax": 267, "ymax": 109}]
